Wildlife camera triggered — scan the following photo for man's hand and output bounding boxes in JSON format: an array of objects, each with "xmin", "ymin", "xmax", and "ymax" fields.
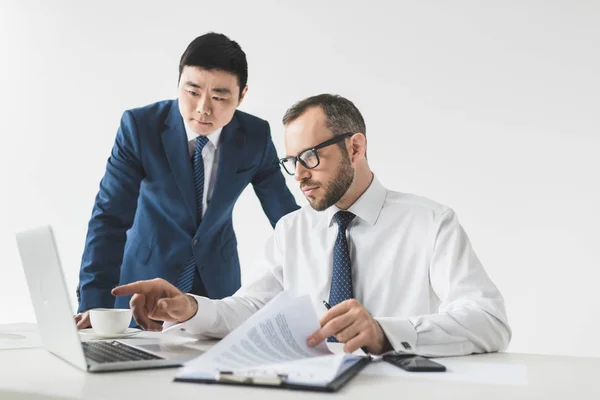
[
  {"xmin": 111, "ymin": 278, "xmax": 198, "ymax": 331},
  {"xmin": 74, "ymin": 311, "xmax": 91, "ymax": 329},
  {"xmin": 306, "ymin": 299, "xmax": 388, "ymax": 354}
]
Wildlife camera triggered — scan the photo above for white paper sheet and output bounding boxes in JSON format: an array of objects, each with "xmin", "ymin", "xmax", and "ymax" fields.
[{"xmin": 176, "ymin": 291, "xmax": 362, "ymax": 383}]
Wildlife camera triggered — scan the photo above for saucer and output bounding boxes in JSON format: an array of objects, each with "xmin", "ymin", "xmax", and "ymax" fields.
[{"xmin": 79, "ymin": 328, "xmax": 141, "ymax": 339}]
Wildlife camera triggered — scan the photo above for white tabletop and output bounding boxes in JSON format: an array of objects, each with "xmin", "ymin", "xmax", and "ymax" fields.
[{"xmin": 0, "ymin": 324, "xmax": 598, "ymax": 399}]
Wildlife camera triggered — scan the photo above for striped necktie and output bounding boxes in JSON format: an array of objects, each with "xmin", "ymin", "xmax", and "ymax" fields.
[{"xmin": 176, "ymin": 135, "xmax": 209, "ymax": 293}]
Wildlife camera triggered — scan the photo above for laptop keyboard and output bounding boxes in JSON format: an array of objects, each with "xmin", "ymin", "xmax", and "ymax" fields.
[{"xmin": 82, "ymin": 340, "xmax": 163, "ymax": 364}]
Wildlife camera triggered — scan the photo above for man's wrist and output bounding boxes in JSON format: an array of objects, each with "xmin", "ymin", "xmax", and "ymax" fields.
[
  {"xmin": 182, "ymin": 295, "xmax": 199, "ymax": 322},
  {"xmin": 376, "ymin": 321, "xmax": 393, "ymax": 353}
]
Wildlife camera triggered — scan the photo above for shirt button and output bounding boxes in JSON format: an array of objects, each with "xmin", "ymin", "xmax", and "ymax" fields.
[{"xmin": 193, "ymin": 239, "xmax": 198, "ymax": 246}]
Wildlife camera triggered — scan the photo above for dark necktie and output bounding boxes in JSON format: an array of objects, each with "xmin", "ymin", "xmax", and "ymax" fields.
[
  {"xmin": 176, "ymin": 136, "xmax": 209, "ymax": 293},
  {"xmin": 327, "ymin": 210, "xmax": 356, "ymax": 342}
]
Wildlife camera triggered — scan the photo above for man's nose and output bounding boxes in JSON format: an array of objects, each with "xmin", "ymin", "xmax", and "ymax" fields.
[
  {"xmin": 294, "ymin": 162, "xmax": 310, "ymax": 182},
  {"xmin": 196, "ymin": 97, "xmax": 211, "ymax": 115}
]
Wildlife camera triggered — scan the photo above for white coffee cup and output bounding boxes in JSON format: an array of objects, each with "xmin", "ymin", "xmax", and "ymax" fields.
[{"xmin": 89, "ymin": 308, "xmax": 133, "ymax": 335}]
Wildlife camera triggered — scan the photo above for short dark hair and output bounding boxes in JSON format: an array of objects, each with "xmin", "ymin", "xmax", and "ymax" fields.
[
  {"xmin": 178, "ymin": 32, "xmax": 248, "ymax": 97},
  {"xmin": 282, "ymin": 94, "xmax": 367, "ymax": 140}
]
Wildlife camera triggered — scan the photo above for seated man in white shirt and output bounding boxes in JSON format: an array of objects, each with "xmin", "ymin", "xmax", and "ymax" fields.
[{"xmin": 112, "ymin": 94, "xmax": 511, "ymax": 356}]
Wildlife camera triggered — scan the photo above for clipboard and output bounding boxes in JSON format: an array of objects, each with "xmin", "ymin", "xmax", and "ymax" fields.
[{"xmin": 174, "ymin": 356, "xmax": 371, "ymax": 393}]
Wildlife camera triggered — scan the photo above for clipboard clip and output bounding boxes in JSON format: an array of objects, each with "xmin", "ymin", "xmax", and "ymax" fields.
[{"xmin": 217, "ymin": 371, "xmax": 288, "ymax": 386}]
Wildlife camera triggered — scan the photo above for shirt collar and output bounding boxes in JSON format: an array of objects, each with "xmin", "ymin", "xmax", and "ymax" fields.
[
  {"xmin": 184, "ymin": 123, "xmax": 223, "ymax": 149},
  {"xmin": 324, "ymin": 174, "xmax": 386, "ymax": 227}
]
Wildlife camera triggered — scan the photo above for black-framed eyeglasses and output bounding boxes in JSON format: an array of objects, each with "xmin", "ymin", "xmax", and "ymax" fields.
[{"xmin": 279, "ymin": 132, "xmax": 354, "ymax": 176}]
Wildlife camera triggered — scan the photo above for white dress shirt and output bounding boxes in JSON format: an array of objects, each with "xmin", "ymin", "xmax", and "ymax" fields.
[
  {"xmin": 169, "ymin": 175, "xmax": 511, "ymax": 357},
  {"xmin": 184, "ymin": 123, "xmax": 222, "ymax": 217}
]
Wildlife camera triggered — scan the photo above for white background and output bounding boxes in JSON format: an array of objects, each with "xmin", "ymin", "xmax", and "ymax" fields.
[{"xmin": 1, "ymin": 1, "xmax": 598, "ymax": 357}]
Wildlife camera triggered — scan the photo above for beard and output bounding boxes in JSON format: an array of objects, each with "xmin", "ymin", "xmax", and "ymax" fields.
[{"xmin": 308, "ymin": 150, "xmax": 354, "ymax": 211}]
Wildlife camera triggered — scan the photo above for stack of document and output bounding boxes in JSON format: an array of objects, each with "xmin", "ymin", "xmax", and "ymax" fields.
[{"xmin": 175, "ymin": 292, "xmax": 367, "ymax": 388}]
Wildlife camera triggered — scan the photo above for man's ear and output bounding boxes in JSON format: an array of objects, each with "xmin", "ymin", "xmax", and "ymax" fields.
[
  {"xmin": 238, "ymin": 85, "xmax": 249, "ymax": 106},
  {"xmin": 349, "ymin": 133, "xmax": 367, "ymax": 162}
]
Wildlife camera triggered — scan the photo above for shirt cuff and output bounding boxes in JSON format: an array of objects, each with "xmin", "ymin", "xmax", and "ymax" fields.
[
  {"xmin": 375, "ymin": 317, "xmax": 418, "ymax": 353},
  {"xmin": 161, "ymin": 295, "xmax": 218, "ymax": 335}
]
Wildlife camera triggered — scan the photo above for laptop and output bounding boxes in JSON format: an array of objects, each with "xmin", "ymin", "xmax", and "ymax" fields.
[{"xmin": 16, "ymin": 225, "xmax": 203, "ymax": 372}]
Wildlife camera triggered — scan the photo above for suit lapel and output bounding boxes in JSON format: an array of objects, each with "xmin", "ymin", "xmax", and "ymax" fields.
[
  {"xmin": 161, "ymin": 101, "xmax": 198, "ymax": 226},
  {"xmin": 198, "ymin": 114, "xmax": 245, "ymax": 233}
]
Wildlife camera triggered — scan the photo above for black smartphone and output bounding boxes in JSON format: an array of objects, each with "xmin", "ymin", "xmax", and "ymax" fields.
[{"xmin": 383, "ymin": 354, "xmax": 446, "ymax": 372}]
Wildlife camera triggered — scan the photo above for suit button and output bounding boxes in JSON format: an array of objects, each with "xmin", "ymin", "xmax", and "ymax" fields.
[{"xmin": 193, "ymin": 239, "xmax": 198, "ymax": 246}]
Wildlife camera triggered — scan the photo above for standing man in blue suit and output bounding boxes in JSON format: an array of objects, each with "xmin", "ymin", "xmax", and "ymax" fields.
[{"xmin": 75, "ymin": 33, "xmax": 299, "ymax": 329}]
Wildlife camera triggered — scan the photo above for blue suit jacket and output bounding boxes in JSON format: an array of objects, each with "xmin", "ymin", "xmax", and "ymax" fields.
[{"xmin": 77, "ymin": 100, "xmax": 299, "ymax": 312}]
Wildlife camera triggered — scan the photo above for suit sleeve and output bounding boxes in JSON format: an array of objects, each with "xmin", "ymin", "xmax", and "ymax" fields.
[
  {"xmin": 77, "ymin": 110, "xmax": 145, "ymax": 312},
  {"xmin": 251, "ymin": 121, "xmax": 299, "ymax": 227}
]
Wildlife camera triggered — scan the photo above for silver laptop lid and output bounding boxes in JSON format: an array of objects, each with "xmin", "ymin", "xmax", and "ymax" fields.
[{"xmin": 16, "ymin": 225, "xmax": 87, "ymax": 370}]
